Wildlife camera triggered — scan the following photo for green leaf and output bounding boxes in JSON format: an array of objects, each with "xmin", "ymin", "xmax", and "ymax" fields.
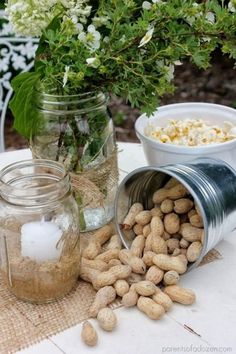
[{"xmin": 9, "ymin": 72, "xmax": 40, "ymax": 139}]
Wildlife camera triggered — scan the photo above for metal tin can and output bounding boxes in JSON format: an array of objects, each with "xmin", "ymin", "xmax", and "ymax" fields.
[{"xmin": 115, "ymin": 157, "xmax": 236, "ymax": 271}]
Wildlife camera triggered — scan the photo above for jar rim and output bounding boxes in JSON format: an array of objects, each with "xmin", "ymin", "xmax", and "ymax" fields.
[
  {"xmin": 35, "ymin": 90, "xmax": 109, "ymax": 114},
  {"xmin": 35, "ymin": 89, "xmax": 108, "ymax": 101},
  {"xmin": 0, "ymin": 159, "xmax": 70, "ymax": 207}
]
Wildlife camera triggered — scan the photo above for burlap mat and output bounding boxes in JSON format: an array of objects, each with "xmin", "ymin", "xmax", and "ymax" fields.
[{"xmin": 0, "ymin": 228, "xmax": 222, "ymax": 354}]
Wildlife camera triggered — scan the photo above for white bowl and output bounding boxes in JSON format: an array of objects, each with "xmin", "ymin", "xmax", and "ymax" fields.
[{"xmin": 135, "ymin": 102, "xmax": 236, "ymax": 169}]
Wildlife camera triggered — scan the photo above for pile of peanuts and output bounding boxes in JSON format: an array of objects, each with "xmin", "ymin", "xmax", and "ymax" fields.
[{"xmin": 80, "ymin": 177, "xmax": 204, "ymax": 347}]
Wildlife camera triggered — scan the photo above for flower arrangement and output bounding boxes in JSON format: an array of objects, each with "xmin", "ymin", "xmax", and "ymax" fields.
[
  {"xmin": 7, "ymin": 0, "xmax": 236, "ymax": 139},
  {"xmin": 6, "ymin": 0, "xmax": 236, "ymax": 231}
]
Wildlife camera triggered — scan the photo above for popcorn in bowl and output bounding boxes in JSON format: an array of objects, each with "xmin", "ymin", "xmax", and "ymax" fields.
[{"xmin": 144, "ymin": 119, "xmax": 236, "ymax": 147}]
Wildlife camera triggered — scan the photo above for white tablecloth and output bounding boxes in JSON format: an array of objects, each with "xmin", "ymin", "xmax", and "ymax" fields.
[{"xmin": 0, "ymin": 143, "xmax": 236, "ymax": 354}]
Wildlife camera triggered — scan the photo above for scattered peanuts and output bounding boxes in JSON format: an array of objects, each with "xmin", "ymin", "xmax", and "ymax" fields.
[
  {"xmin": 153, "ymin": 254, "xmax": 187, "ymax": 274},
  {"xmin": 133, "ymin": 223, "xmax": 144, "ymax": 236},
  {"xmin": 174, "ymin": 198, "xmax": 194, "ymax": 214},
  {"xmin": 97, "ymin": 308, "xmax": 117, "ymax": 332},
  {"xmin": 163, "ymin": 270, "xmax": 180, "ymax": 285},
  {"xmin": 130, "ymin": 235, "xmax": 145, "ymax": 257},
  {"xmin": 81, "ymin": 258, "xmax": 109, "ymax": 272},
  {"xmin": 108, "ymin": 259, "xmax": 122, "ymax": 268},
  {"xmin": 143, "ymin": 224, "xmax": 151, "ymax": 237},
  {"xmin": 89, "ymin": 286, "xmax": 116, "ymax": 318},
  {"xmin": 180, "ymin": 223, "xmax": 204, "ymax": 242},
  {"xmin": 145, "ymin": 265, "xmax": 164, "ymax": 285},
  {"xmin": 93, "ymin": 265, "xmax": 131, "ymax": 289},
  {"xmin": 96, "ymin": 249, "xmax": 120, "ymax": 263},
  {"xmin": 137, "ymin": 296, "xmax": 165, "ymax": 320},
  {"xmin": 152, "ymin": 288, "xmax": 173, "ymax": 311},
  {"xmin": 135, "ymin": 210, "xmax": 152, "ymax": 226},
  {"xmin": 114, "ymin": 279, "xmax": 130, "ymax": 297},
  {"xmin": 119, "ymin": 249, "xmax": 146, "ymax": 274},
  {"xmin": 81, "ymin": 321, "xmax": 98, "ymax": 347},
  {"xmin": 151, "ymin": 235, "xmax": 167, "ymax": 254},
  {"xmin": 142, "ymin": 251, "xmax": 156, "ymax": 267},
  {"xmin": 80, "ymin": 176, "xmax": 204, "ymax": 347},
  {"xmin": 189, "ymin": 214, "xmax": 204, "ymax": 228},
  {"xmin": 134, "ymin": 280, "xmax": 157, "ymax": 296},
  {"xmin": 106, "ymin": 234, "xmax": 122, "ymax": 250},
  {"xmin": 122, "ymin": 203, "xmax": 143, "ymax": 229},
  {"xmin": 161, "ymin": 199, "xmax": 174, "ymax": 214},
  {"xmin": 166, "ymin": 238, "xmax": 180, "ymax": 254},
  {"xmin": 153, "ymin": 183, "xmax": 189, "ymax": 204},
  {"xmin": 82, "ymin": 240, "xmax": 101, "ymax": 260},
  {"xmin": 164, "ymin": 213, "xmax": 180, "ymax": 234},
  {"xmin": 164, "ymin": 285, "xmax": 196, "ymax": 305},
  {"xmin": 186, "ymin": 241, "xmax": 202, "ymax": 262},
  {"xmin": 122, "ymin": 284, "xmax": 139, "ymax": 307}
]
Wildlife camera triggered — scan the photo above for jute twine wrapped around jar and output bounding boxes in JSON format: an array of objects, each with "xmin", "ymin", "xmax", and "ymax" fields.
[{"xmin": 70, "ymin": 148, "xmax": 119, "ymax": 209}]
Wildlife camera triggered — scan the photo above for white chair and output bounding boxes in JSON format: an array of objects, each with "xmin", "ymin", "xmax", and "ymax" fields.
[{"xmin": 0, "ymin": 9, "xmax": 38, "ymax": 152}]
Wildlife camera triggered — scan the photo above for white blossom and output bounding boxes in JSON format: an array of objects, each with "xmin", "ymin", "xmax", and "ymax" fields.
[
  {"xmin": 119, "ymin": 35, "xmax": 126, "ymax": 44},
  {"xmin": 63, "ymin": 66, "xmax": 70, "ymax": 87},
  {"xmin": 6, "ymin": 0, "xmax": 57, "ymax": 36},
  {"xmin": 138, "ymin": 27, "xmax": 154, "ymax": 48},
  {"xmin": 86, "ymin": 57, "xmax": 101, "ymax": 68},
  {"xmin": 142, "ymin": 1, "xmax": 152, "ymax": 10},
  {"xmin": 78, "ymin": 24, "xmax": 101, "ymax": 51},
  {"xmin": 166, "ymin": 64, "xmax": 175, "ymax": 82},
  {"xmin": 205, "ymin": 12, "xmax": 215, "ymax": 24},
  {"xmin": 228, "ymin": 1, "xmax": 236, "ymax": 12},
  {"xmin": 103, "ymin": 36, "xmax": 110, "ymax": 43},
  {"xmin": 142, "ymin": 0, "xmax": 161, "ymax": 9},
  {"xmin": 76, "ymin": 23, "xmax": 84, "ymax": 32},
  {"xmin": 61, "ymin": 0, "xmax": 91, "ymax": 25},
  {"xmin": 174, "ymin": 60, "xmax": 182, "ymax": 66},
  {"xmin": 92, "ymin": 16, "xmax": 110, "ymax": 27},
  {"xmin": 6, "ymin": 0, "xmax": 91, "ymax": 37}
]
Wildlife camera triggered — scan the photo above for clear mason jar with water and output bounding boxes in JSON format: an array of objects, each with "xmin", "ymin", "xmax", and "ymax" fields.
[
  {"xmin": 0, "ymin": 159, "xmax": 80, "ymax": 303},
  {"xmin": 31, "ymin": 91, "xmax": 118, "ymax": 232}
]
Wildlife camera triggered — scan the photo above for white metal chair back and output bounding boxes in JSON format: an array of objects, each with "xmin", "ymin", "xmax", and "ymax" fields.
[{"xmin": 0, "ymin": 9, "xmax": 38, "ymax": 152}]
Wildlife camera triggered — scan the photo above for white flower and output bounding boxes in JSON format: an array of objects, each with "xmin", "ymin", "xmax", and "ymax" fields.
[
  {"xmin": 78, "ymin": 24, "xmax": 101, "ymax": 51},
  {"xmin": 76, "ymin": 23, "xmax": 84, "ymax": 32},
  {"xmin": 119, "ymin": 35, "xmax": 126, "ymax": 44},
  {"xmin": 202, "ymin": 37, "xmax": 211, "ymax": 43},
  {"xmin": 6, "ymin": 0, "xmax": 57, "ymax": 36},
  {"xmin": 142, "ymin": 1, "xmax": 152, "ymax": 10},
  {"xmin": 63, "ymin": 66, "xmax": 70, "ymax": 87},
  {"xmin": 166, "ymin": 64, "xmax": 174, "ymax": 82},
  {"xmin": 142, "ymin": 0, "xmax": 161, "ymax": 9},
  {"xmin": 138, "ymin": 27, "xmax": 154, "ymax": 48},
  {"xmin": 61, "ymin": 0, "xmax": 91, "ymax": 26},
  {"xmin": 103, "ymin": 36, "xmax": 110, "ymax": 43},
  {"xmin": 86, "ymin": 57, "xmax": 101, "ymax": 68},
  {"xmin": 92, "ymin": 15, "xmax": 109, "ymax": 27},
  {"xmin": 228, "ymin": 1, "xmax": 236, "ymax": 12},
  {"xmin": 174, "ymin": 60, "xmax": 182, "ymax": 66},
  {"xmin": 206, "ymin": 12, "xmax": 215, "ymax": 24},
  {"xmin": 6, "ymin": 0, "xmax": 91, "ymax": 36}
]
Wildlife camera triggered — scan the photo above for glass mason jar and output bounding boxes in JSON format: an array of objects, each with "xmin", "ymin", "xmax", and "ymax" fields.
[
  {"xmin": 0, "ymin": 159, "xmax": 80, "ymax": 304},
  {"xmin": 31, "ymin": 91, "xmax": 118, "ymax": 232}
]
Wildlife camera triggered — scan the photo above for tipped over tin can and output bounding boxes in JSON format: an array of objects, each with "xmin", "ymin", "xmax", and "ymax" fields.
[{"xmin": 115, "ymin": 157, "xmax": 236, "ymax": 271}]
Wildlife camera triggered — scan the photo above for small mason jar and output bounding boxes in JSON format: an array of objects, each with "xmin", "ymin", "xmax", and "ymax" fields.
[
  {"xmin": 0, "ymin": 159, "xmax": 80, "ymax": 303},
  {"xmin": 30, "ymin": 91, "xmax": 118, "ymax": 232}
]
